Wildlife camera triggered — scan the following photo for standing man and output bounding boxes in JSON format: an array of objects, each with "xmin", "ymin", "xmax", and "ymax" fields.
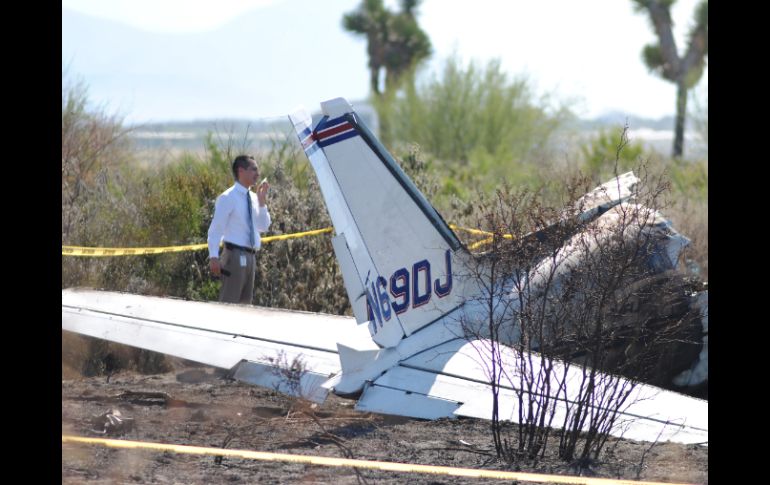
[{"xmin": 207, "ymin": 155, "xmax": 271, "ymax": 304}]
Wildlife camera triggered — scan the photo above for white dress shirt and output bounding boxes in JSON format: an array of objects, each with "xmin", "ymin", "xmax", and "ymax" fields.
[{"xmin": 207, "ymin": 183, "xmax": 271, "ymax": 258}]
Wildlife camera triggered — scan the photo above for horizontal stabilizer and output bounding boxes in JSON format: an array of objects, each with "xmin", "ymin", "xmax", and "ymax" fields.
[
  {"xmin": 355, "ymin": 382, "xmax": 461, "ymax": 419},
  {"xmin": 337, "ymin": 343, "xmax": 380, "ymax": 374}
]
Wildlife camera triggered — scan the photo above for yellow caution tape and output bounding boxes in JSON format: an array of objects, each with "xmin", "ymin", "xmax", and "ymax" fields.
[
  {"xmin": 449, "ymin": 224, "xmax": 495, "ymax": 237},
  {"xmin": 468, "ymin": 236, "xmax": 495, "ymax": 251},
  {"xmin": 62, "ymin": 228, "xmax": 334, "ymax": 257},
  {"xmin": 261, "ymin": 227, "xmax": 333, "ymax": 242},
  {"xmin": 61, "ymin": 224, "xmax": 513, "ymax": 256},
  {"xmin": 61, "ymin": 244, "xmax": 208, "ymax": 257},
  {"xmin": 62, "ymin": 435, "xmax": 695, "ymax": 485},
  {"xmin": 449, "ymin": 224, "xmax": 515, "ymax": 250}
]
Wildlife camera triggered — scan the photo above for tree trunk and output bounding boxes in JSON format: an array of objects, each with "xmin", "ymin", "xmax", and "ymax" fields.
[
  {"xmin": 673, "ymin": 79, "xmax": 687, "ymax": 158},
  {"xmin": 370, "ymin": 67, "xmax": 381, "ymax": 96}
]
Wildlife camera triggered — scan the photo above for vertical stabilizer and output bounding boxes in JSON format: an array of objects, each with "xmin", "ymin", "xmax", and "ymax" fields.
[{"xmin": 290, "ymin": 99, "xmax": 467, "ymax": 348}]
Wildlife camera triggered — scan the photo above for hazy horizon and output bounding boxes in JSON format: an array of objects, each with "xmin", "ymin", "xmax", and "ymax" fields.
[{"xmin": 62, "ymin": 0, "xmax": 708, "ymax": 125}]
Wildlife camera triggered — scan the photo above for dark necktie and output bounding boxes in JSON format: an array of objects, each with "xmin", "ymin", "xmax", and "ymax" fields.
[{"xmin": 246, "ymin": 190, "xmax": 256, "ymax": 248}]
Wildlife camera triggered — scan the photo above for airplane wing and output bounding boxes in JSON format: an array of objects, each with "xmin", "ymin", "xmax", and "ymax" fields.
[
  {"xmin": 62, "ymin": 288, "xmax": 365, "ymax": 402},
  {"xmin": 354, "ymin": 337, "xmax": 708, "ymax": 444}
]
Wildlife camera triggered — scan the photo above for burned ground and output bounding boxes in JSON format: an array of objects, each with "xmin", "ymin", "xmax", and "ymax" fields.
[{"xmin": 62, "ymin": 354, "xmax": 708, "ymax": 484}]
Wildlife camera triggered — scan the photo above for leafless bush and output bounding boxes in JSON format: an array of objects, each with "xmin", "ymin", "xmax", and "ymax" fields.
[
  {"xmin": 459, "ymin": 162, "xmax": 703, "ymax": 466},
  {"xmin": 62, "ymin": 71, "xmax": 134, "ymax": 244},
  {"xmin": 665, "ymin": 191, "xmax": 708, "ymax": 281},
  {"xmin": 267, "ymin": 351, "xmax": 310, "ymax": 400},
  {"xmin": 267, "ymin": 351, "xmax": 369, "ymax": 485}
]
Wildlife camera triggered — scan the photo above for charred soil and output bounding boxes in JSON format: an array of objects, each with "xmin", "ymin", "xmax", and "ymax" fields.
[{"xmin": 62, "ymin": 361, "xmax": 707, "ymax": 484}]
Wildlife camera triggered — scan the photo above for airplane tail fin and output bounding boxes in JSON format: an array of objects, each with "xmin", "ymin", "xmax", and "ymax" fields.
[{"xmin": 290, "ymin": 99, "xmax": 466, "ymax": 348}]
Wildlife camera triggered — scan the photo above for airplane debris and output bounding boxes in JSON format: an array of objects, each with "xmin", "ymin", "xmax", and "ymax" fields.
[{"xmin": 90, "ymin": 409, "xmax": 134, "ymax": 435}]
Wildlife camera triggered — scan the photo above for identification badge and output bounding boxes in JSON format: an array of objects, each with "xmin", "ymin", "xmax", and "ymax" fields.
[{"xmin": 239, "ymin": 255, "xmax": 247, "ymax": 267}]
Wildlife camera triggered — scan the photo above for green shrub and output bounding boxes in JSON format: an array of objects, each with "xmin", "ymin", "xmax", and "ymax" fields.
[
  {"xmin": 378, "ymin": 56, "xmax": 566, "ymax": 164},
  {"xmin": 580, "ymin": 126, "xmax": 648, "ymax": 179},
  {"xmin": 668, "ymin": 158, "xmax": 708, "ymax": 201}
]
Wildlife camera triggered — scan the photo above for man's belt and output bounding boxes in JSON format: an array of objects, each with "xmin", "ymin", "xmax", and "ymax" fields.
[{"xmin": 224, "ymin": 242, "xmax": 256, "ymax": 254}]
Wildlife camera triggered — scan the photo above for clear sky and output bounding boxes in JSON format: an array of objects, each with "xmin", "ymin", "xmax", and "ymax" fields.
[{"xmin": 62, "ymin": 0, "xmax": 707, "ymax": 123}]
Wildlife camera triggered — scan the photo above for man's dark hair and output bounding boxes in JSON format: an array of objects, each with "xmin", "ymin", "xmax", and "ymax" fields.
[{"xmin": 232, "ymin": 155, "xmax": 257, "ymax": 180}]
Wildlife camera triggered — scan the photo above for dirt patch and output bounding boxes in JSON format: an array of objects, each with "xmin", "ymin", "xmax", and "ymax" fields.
[{"xmin": 62, "ymin": 366, "xmax": 707, "ymax": 484}]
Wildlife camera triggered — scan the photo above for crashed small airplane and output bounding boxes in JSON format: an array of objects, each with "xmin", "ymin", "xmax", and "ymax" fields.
[{"xmin": 62, "ymin": 98, "xmax": 707, "ymax": 445}]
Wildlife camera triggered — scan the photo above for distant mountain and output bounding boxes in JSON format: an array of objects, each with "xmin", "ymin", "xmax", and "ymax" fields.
[
  {"xmin": 62, "ymin": 2, "xmax": 369, "ymax": 123},
  {"xmin": 126, "ymin": 101, "xmax": 380, "ymax": 154},
  {"xmin": 578, "ymin": 111, "xmax": 679, "ymax": 131}
]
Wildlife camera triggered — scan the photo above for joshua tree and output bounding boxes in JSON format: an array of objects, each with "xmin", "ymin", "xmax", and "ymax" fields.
[
  {"xmin": 343, "ymin": 0, "xmax": 432, "ymax": 96},
  {"xmin": 633, "ymin": 0, "xmax": 708, "ymax": 158}
]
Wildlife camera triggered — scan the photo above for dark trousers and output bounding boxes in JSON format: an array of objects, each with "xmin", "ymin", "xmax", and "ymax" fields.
[{"xmin": 218, "ymin": 246, "xmax": 256, "ymax": 304}]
